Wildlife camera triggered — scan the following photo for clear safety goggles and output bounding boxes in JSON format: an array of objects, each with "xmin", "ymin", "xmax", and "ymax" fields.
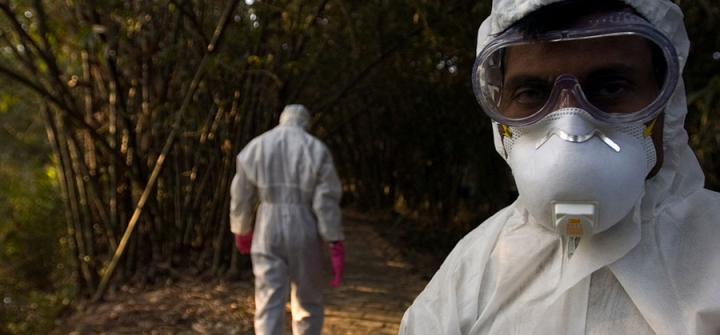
[{"xmin": 472, "ymin": 12, "xmax": 679, "ymax": 127}]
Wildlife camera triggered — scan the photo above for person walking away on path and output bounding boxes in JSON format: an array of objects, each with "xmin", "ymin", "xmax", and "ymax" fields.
[
  {"xmin": 229, "ymin": 104, "xmax": 345, "ymax": 335},
  {"xmin": 400, "ymin": 0, "xmax": 720, "ymax": 334}
]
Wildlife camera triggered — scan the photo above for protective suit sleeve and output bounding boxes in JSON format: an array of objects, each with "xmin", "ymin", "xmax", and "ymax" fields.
[
  {"xmin": 399, "ymin": 247, "xmax": 464, "ymax": 335},
  {"xmin": 312, "ymin": 151, "xmax": 344, "ymax": 242},
  {"xmin": 229, "ymin": 156, "xmax": 257, "ymax": 235}
]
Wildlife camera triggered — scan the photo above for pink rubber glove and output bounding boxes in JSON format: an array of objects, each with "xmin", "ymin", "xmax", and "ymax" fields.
[
  {"xmin": 330, "ymin": 241, "xmax": 345, "ymax": 287},
  {"xmin": 235, "ymin": 231, "xmax": 253, "ymax": 254}
]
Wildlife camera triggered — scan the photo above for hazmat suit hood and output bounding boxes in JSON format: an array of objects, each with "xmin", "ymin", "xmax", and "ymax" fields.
[
  {"xmin": 279, "ymin": 104, "xmax": 311, "ymax": 130},
  {"xmin": 478, "ymin": 0, "xmax": 705, "ymax": 270},
  {"xmin": 479, "ymin": 0, "xmax": 703, "ymax": 222},
  {"xmin": 400, "ymin": 1, "xmax": 720, "ymax": 334}
]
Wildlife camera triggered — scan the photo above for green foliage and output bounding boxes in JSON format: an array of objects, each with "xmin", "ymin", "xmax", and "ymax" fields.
[
  {"xmin": 0, "ymin": 164, "xmax": 73, "ymax": 334},
  {"xmin": 0, "ymin": 57, "xmax": 71, "ymax": 333},
  {"xmin": 0, "ymin": 288, "xmax": 72, "ymax": 335},
  {"xmin": 0, "ymin": 92, "xmax": 17, "ymax": 113},
  {"xmin": 0, "ymin": 90, "xmax": 48, "ymax": 164}
]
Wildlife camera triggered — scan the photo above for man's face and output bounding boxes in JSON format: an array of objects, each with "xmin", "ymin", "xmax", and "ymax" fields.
[
  {"xmin": 501, "ymin": 35, "xmax": 665, "ymax": 177},
  {"xmin": 501, "ymin": 35, "xmax": 659, "ymax": 119}
]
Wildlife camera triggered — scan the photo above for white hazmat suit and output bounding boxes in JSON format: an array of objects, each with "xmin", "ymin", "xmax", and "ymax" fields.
[
  {"xmin": 230, "ymin": 105, "xmax": 344, "ymax": 335},
  {"xmin": 400, "ymin": 1, "xmax": 720, "ymax": 334}
]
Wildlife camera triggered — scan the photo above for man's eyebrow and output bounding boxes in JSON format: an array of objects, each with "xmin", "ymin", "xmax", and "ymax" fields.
[
  {"xmin": 586, "ymin": 64, "xmax": 640, "ymax": 79},
  {"xmin": 503, "ymin": 75, "xmax": 551, "ymax": 89}
]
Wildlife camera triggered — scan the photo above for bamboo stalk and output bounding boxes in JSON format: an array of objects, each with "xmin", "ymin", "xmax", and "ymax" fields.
[
  {"xmin": 159, "ymin": 0, "xmax": 186, "ymax": 103},
  {"xmin": 210, "ymin": 145, "xmax": 234, "ymax": 273},
  {"xmin": 176, "ymin": 105, "xmax": 218, "ymax": 250},
  {"xmin": 82, "ymin": 50, "xmax": 97, "ymax": 174},
  {"xmin": 66, "ymin": 131, "xmax": 99, "ymax": 283},
  {"xmin": 67, "ymin": 134, "xmax": 117, "ymax": 251},
  {"xmin": 173, "ymin": 146, "xmax": 182, "ymax": 250},
  {"xmin": 211, "ymin": 188, "xmax": 231, "ymax": 275},
  {"xmin": 41, "ymin": 103, "xmax": 83, "ymax": 292},
  {"xmin": 109, "ymin": 76, "xmax": 119, "ymax": 242},
  {"xmin": 186, "ymin": 154, "xmax": 218, "ymax": 244},
  {"xmin": 55, "ymin": 114, "xmax": 95, "ymax": 294}
]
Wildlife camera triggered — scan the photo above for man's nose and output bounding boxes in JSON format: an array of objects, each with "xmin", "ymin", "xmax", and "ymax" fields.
[{"xmin": 553, "ymin": 88, "xmax": 581, "ymax": 110}]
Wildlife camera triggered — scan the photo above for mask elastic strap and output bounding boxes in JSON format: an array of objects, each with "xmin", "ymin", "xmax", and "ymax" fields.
[
  {"xmin": 498, "ymin": 123, "xmax": 512, "ymax": 159},
  {"xmin": 643, "ymin": 116, "xmax": 659, "ymax": 137}
]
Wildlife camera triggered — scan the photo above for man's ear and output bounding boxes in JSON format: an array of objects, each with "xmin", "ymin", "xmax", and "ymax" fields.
[{"xmin": 647, "ymin": 113, "xmax": 664, "ymax": 179}]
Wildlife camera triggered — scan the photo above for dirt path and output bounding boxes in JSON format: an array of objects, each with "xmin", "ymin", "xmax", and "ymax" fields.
[
  {"xmin": 52, "ymin": 213, "xmax": 428, "ymax": 335},
  {"xmin": 321, "ymin": 213, "xmax": 427, "ymax": 334}
]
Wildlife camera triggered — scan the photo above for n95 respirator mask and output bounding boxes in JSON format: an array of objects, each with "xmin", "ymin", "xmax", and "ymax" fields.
[{"xmin": 502, "ymin": 108, "xmax": 657, "ymax": 236}]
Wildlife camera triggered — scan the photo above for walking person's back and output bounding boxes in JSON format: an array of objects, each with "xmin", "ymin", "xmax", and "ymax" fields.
[{"xmin": 230, "ymin": 105, "xmax": 345, "ymax": 335}]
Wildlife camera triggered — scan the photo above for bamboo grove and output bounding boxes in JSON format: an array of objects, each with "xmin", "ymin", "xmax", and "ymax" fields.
[
  {"xmin": 0, "ymin": 0, "xmax": 499, "ymax": 299},
  {"xmin": 1, "ymin": 0, "xmax": 718, "ymax": 302}
]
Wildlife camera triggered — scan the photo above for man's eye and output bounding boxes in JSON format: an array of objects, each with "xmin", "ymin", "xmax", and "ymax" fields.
[
  {"xmin": 512, "ymin": 87, "xmax": 549, "ymax": 104},
  {"xmin": 587, "ymin": 79, "xmax": 632, "ymax": 98}
]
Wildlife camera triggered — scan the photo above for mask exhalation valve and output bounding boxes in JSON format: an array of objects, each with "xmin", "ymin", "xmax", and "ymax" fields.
[{"xmin": 552, "ymin": 201, "xmax": 598, "ymax": 237}]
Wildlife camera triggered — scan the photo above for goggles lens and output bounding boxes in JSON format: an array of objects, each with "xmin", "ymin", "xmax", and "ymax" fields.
[{"xmin": 472, "ymin": 13, "xmax": 679, "ymax": 127}]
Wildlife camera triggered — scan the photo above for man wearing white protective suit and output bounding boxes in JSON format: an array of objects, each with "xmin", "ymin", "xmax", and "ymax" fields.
[
  {"xmin": 229, "ymin": 104, "xmax": 345, "ymax": 335},
  {"xmin": 400, "ymin": 0, "xmax": 720, "ymax": 334}
]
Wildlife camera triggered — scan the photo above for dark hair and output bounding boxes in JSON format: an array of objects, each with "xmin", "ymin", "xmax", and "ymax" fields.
[{"xmin": 508, "ymin": 0, "xmax": 634, "ymax": 38}]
